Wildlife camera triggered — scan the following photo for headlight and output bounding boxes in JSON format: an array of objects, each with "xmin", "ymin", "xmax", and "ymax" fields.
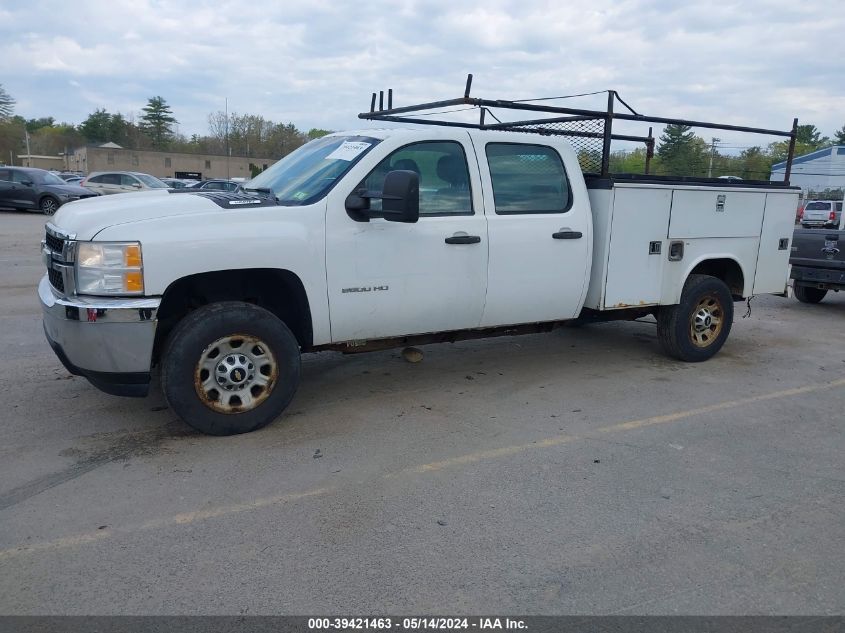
[{"xmin": 75, "ymin": 241, "xmax": 144, "ymax": 296}]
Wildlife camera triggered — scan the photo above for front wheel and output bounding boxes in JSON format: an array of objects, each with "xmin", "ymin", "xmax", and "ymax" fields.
[
  {"xmin": 161, "ymin": 301, "xmax": 301, "ymax": 436},
  {"xmin": 40, "ymin": 196, "xmax": 59, "ymax": 215},
  {"xmin": 793, "ymin": 284, "xmax": 827, "ymax": 304},
  {"xmin": 657, "ymin": 274, "xmax": 734, "ymax": 362}
]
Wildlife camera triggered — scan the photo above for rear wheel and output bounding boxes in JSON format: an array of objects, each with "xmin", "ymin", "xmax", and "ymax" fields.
[
  {"xmin": 657, "ymin": 274, "xmax": 734, "ymax": 362},
  {"xmin": 40, "ymin": 196, "xmax": 59, "ymax": 215},
  {"xmin": 161, "ymin": 301, "xmax": 301, "ymax": 435},
  {"xmin": 793, "ymin": 284, "xmax": 827, "ymax": 304}
]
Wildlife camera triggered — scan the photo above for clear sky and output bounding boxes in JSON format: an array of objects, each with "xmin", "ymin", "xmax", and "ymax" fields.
[{"xmin": 2, "ymin": 0, "xmax": 844, "ymax": 147}]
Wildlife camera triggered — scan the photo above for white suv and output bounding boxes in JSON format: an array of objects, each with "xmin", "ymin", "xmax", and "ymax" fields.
[
  {"xmin": 82, "ymin": 171, "xmax": 168, "ymax": 195},
  {"xmin": 801, "ymin": 200, "xmax": 843, "ymax": 229}
]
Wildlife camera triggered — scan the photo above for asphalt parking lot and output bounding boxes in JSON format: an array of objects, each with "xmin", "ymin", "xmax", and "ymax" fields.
[{"xmin": 0, "ymin": 209, "xmax": 843, "ymax": 615}]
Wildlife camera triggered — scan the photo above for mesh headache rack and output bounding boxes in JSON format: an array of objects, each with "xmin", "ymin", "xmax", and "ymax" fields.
[{"xmin": 359, "ymin": 74, "xmax": 799, "ymax": 182}]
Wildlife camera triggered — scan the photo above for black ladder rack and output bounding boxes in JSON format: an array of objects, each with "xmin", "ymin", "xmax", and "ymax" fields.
[{"xmin": 359, "ymin": 74, "xmax": 798, "ymax": 181}]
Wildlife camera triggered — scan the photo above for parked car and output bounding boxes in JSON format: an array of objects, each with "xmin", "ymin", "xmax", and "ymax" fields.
[
  {"xmin": 57, "ymin": 172, "xmax": 84, "ymax": 182},
  {"xmin": 160, "ymin": 178, "xmax": 191, "ymax": 189},
  {"xmin": 800, "ymin": 200, "xmax": 843, "ymax": 229},
  {"xmin": 185, "ymin": 179, "xmax": 242, "ymax": 192},
  {"xmin": 82, "ymin": 171, "xmax": 168, "ymax": 195},
  {"xmin": 63, "ymin": 176, "xmax": 84, "ymax": 185},
  {"xmin": 0, "ymin": 166, "xmax": 98, "ymax": 215}
]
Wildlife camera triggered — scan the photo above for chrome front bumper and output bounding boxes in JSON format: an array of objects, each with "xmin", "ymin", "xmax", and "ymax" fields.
[{"xmin": 39, "ymin": 275, "xmax": 161, "ymax": 396}]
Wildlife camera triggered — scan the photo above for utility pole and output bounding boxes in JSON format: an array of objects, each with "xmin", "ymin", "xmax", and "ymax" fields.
[
  {"xmin": 225, "ymin": 98, "xmax": 230, "ymax": 180},
  {"xmin": 708, "ymin": 137, "xmax": 721, "ymax": 178},
  {"xmin": 24, "ymin": 129, "xmax": 31, "ymax": 166}
]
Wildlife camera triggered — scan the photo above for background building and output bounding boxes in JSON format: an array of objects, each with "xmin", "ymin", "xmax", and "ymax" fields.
[
  {"xmin": 771, "ymin": 146, "xmax": 845, "ymax": 194},
  {"xmin": 58, "ymin": 144, "xmax": 277, "ymax": 179}
]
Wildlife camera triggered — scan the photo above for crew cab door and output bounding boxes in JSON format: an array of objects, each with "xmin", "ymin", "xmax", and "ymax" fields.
[
  {"xmin": 471, "ymin": 135, "xmax": 591, "ymax": 326},
  {"xmin": 0, "ymin": 169, "xmax": 16, "ymax": 207},
  {"xmin": 0, "ymin": 169, "xmax": 36, "ymax": 208},
  {"xmin": 325, "ymin": 136, "xmax": 488, "ymax": 342}
]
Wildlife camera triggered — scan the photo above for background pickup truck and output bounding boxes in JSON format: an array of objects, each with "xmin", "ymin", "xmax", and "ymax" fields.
[
  {"xmin": 38, "ymin": 86, "xmax": 800, "ymax": 436},
  {"xmin": 790, "ymin": 224, "xmax": 845, "ymax": 303}
]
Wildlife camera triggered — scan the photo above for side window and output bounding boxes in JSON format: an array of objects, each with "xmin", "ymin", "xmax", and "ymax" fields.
[
  {"xmin": 357, "ymin": 141, "xmax": 472, "ymax": 216},
  {"xmin": 0, "ymin": 169, "xmax": 10, "ymax": 181},
  {"xmin": 485, "ymin": 143, "xmax": 571, "ymax": 215},
  {"xmin": 11, "ymin": 171, "xmax": 31, "ymax": 184},
  {"xmin": 120, "ymin": 174, "xmax": 139, "ymax": 186},
  {"xmin": 88, "ymin": 175, "xmax": 105, "ymax": 184}
]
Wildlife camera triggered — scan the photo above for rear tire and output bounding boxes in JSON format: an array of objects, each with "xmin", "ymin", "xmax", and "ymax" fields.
[
  {"xmin": 657, "ymin": 274, "xmax": 734, "ymax": 362},
  {"xmin": 793, "ymin": 284, "xmax": 827, "ymax": 304},
  {"xmin": 161, "ymin": 301, "xmax": 301, "ymax": 436}
]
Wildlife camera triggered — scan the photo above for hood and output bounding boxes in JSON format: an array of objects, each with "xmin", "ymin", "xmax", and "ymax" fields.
[
  {"xmin": 51, "ymin": 189, "xmax": 277, "ymax": 240},
  {"xmin": 45, "ymin": 183, "xmax": 95, "ymax": 197}
]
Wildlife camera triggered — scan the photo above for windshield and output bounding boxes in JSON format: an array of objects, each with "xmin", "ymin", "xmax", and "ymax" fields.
[
  {"xmin": 40, "ymin": 172, "xmax": 66, "ymax": 185},
  {"xmin": 804, "ymin": 202, "xmax": 830, "ymax": 210},
  {"xmin": 244, "ymin": 135, "xmax": 381, "ymax": 205},
  {"xmin": 136, "ymin": 174, "xmax": 168, "ymax": 188}
]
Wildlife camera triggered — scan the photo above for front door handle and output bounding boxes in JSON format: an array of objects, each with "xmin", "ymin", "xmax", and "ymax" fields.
[
  {"xmin": 445, "ymin": 235, "xmax": 481, "ymax": 245},
  {"xmin": 553, "ymin": 230, "xmax": 583, "ymax": 240}
]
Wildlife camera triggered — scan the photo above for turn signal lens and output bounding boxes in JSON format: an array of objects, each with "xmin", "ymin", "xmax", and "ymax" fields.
[
  {"xmin": 124, "ymin": 272, "xmax": 144, "ymax": 292},
  {"xmin": 125, "ymin": 244, "xmax": 142, "ymax": 267}
]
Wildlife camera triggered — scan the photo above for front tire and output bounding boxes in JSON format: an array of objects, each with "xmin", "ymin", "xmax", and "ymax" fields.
[
  {"xmin": 794, "ymin": 284, "xmax": 827, "ymax": 304},
  {"xmin": 161, "ymin": 302, "xmax": 301, "ymax": 436},
  {"xmin": 40, "ymin": 196, "xmax": 59, "ymax": 215},
  {"xmin": 657, "ymin": 274, "xmax": 734, "ymax": 362}
]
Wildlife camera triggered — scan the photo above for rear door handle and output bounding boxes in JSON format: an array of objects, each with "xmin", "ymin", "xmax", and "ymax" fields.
[
  {"xmin": 553, "ymin": 230, "xmax": 583, "ymax": 240},
  {"xmin": 445, "ymin": 235, "xmax": 481, "ymax": 244}
]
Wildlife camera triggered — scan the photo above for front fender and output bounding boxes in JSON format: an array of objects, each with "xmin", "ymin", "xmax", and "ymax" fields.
[{"xmin": 92, "ymin": 204, "xmax": 331, "ymax": 345}]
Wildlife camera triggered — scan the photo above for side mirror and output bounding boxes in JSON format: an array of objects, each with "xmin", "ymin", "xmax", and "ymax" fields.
[
  {"xmin": 131, "ymin": 183, "xmax": 142, "ymax": 189},
  {"xmin": 381, "ymin": 170, "xmax": 419, "ymax": 223},
  {"xmin": 344, "ymin": 170, "xmax": 419, "ymax": 223},
  {"xmin": 22, "ymin": 180, "xmax": 33, "ymax": 187}
]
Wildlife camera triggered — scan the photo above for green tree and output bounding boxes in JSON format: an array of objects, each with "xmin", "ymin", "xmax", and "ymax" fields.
[
  {"xmin": 737, "ymin": 146, "xmax": 772, "ymax": 180},
  {"xmin": 25, "ymin": 117, "xmax": 54, "ymax": 133},
  {"xmin": 795, "ymin": 124, "xmax": 829, "ymax": 148},
  {"xmin": 79, "ymin": 108, "xmax": 113, "ymax": 143},
  {"xmin": 307, "ymin": 128, "xmax": 332, "ymax": 140},
  {"xmin": 139, "ymin": 96, "xmax": 177, "ymax": 149},
  {"xmin": 0, "ymin": 84, "xmax": 14, "ymax": 121},
  {"xmin": 656, "ymin": 124, "xmax": 708, "ymax": 176},
  {"xmin": 834, "ymin": 125, "xmax": 845, "ymax": 145},
  {"xmin": 0, "ymin": 117, "xmax": 26, "ymax": 164},
  {"xmin": 609, "ymin": 147, "xmax": 648, "ymax": 174}
]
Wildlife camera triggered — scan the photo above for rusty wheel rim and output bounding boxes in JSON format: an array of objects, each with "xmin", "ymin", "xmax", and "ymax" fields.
[
  {"xmin": 689, "ymin": 295, "xmax": 724, "ymax": 348},
  {"xmin": 194, "ymin": 335, "xmax": 277, "ymax": 414}
]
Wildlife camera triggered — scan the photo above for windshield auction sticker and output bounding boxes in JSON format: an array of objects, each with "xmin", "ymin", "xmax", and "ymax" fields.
[{"xmin": 326, "ymin": 141, "xmax": 372, "ymax": 161}]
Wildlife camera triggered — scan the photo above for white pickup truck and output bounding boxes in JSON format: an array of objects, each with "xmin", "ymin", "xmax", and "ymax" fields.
[{"xmin": 39, "ymin": 91, "xmax": 800, "ymax": 435}]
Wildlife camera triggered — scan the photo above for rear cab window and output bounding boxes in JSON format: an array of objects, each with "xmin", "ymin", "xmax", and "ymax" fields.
[{"xmin": 485, "ymin": 143, "xmax": 571, "ymax": 214}]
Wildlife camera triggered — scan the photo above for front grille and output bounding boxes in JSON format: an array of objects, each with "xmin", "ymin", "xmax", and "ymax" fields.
[
  {"xmin": 45, "ymin": 231, "xmax": 64, "ymax": 253},
  {"xmin": 48, "ymin": 267, "xmax": 65, "ymax": 292}
]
